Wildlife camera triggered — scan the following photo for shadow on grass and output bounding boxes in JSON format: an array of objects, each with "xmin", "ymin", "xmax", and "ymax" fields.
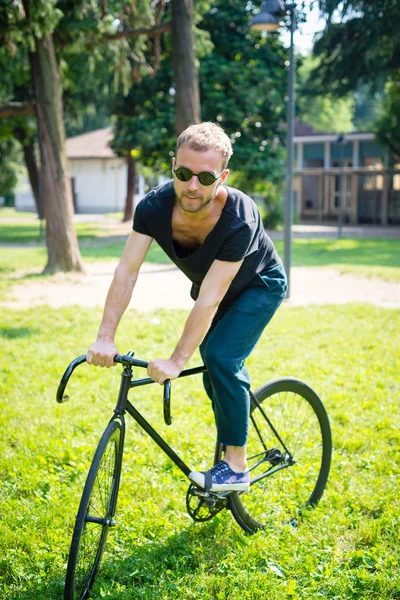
[
  {"xmin": 0, "ymin": 327, "xmax": 39, "ymax": 339},
  {"xmin": 4, "ymin": 520, "xmax": 240, "ymax": 600},
  {"xmin": 4, "ymin": 579, "xmax": 65, "ymax": 600},
  {"xmin": 0, "ymin": 224, "xmax": 43, "ymax": 244},
  {"xmin": 87, "ymin": 519, "xmax": 243, "ymax": 598}
]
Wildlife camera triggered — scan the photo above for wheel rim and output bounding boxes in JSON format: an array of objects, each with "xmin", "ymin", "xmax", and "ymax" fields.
[
  {"xmin": 237, "ymin": 387, "xmax": 328, "ymax": 529},
  {"xmin": 72, "ymin": 433, "xmax": 118, "ymax": 599}
]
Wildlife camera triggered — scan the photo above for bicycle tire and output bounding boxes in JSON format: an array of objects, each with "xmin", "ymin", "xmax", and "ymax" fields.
[
  {"xmin": 229, "ymin": 378, "xmax": 332, "ymax": 533},
  {"xmin": 64, "ymin": 419, "xmax": 123, "ymax": 600}
]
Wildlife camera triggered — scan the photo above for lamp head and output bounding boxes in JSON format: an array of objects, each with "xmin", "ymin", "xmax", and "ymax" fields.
[{"xmin": 250, "ymin": 0, "xmax": 286, "ymax": 32}]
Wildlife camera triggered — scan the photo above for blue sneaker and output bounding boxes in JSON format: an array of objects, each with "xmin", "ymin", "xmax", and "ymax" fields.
[{"xmin": 189, "ymin": 460, "xmax": 250, "ymax": 492}]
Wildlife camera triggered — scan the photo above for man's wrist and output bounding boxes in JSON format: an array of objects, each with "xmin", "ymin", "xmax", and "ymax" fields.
[
  {"xmin": 170, "ymin": 353, "xmax": 189, "ymax": 371},
  {"xmin": 97, "ymin": 328, "xmax": 116, "ymax": 342}
]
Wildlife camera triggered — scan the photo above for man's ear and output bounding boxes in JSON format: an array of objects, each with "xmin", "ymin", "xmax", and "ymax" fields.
[{"xmin": 221, "ymin": 169, "xmax": 230, "ymax": 184}]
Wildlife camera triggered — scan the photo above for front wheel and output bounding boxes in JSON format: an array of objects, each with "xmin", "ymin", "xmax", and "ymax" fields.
[
  {"xmin": 229, "ymin": 378, "xmax": 332, "ymax": 533},
  {"xmin": 64, "ymin": 419, "xmax": 123, "ymax": 600}
]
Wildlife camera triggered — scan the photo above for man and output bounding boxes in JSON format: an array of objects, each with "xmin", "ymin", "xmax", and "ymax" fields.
[{"xmin": 87, "ymin": 122, "xmax": 287, "ymax": 493}]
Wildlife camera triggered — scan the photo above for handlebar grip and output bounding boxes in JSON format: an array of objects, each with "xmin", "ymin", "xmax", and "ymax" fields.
[{"xmin": 163, "ymin": 380, "xmax": 172, "ymax": 425}]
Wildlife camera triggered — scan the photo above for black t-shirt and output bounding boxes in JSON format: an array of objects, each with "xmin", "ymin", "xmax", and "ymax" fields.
[{"xmin": 133, "ymin": 180, "xmax": 281, "ymax": 312}]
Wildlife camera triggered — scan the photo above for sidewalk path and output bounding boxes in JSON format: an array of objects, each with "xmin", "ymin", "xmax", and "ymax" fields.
[{"xmin": 2, "ymin": 262, "xmax": 399, "ymax": 310}]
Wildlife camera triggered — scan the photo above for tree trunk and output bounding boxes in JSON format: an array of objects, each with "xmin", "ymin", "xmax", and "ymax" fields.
[
  {"xmin": 171, "ymin": 0, "xmax": 201, "ymax": 135},
  {"xmin": 122, "ymin": 154, "xmax": 137, "ymax": 223},
  {"xmin": 28, "ymin": 34, "xmax": 84, "ymax": 273},
  {"xmin": 13, "ymin": 127, "xmax": 40, "ymax": 215}
]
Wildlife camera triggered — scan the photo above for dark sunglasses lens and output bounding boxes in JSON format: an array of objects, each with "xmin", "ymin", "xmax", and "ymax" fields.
[
  {"xmin": 198, "ymin": 172, "xmax": 216, "ymax": 186},
  {"xmin": 175, "ymin": 167, "xmax": 192, "ymax": 182}
]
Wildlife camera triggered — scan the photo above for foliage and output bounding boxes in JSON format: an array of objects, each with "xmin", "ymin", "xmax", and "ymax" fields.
[
  {"xmin": 198, "ymin": 0, "xmax": 287, "ymax": 187},
  {"xmin": 352, "ymin": 84, "xmax": 384, "ymax": 131},
  {"xmin": 313, "ymin": 0, "xmax": 400, "ymax": 97},
  {"xmin": 297, "ymin": 54, "xmax": 355, "ymax": 134},
  {"xmin": 0, "ymin": 1, "xmax": 169, "ymax": 190},
  {"xmin": 0, "ymin": 138, "xmax": 21, "ymax": 198},
  {"xmin": 111, "ymin": 1, "xmax": 213, "ymax": 168},
  {"xmin": 112, "ymin": 0, "xmax": 290, "ymax": 217},
  {"xmin": 111, "ymin": 59, "xmax": 176, "ymax": 168},
  {"xmin": 57, "ymin": 0, "xmax": 160, "ymax": 137},
  {"xmin": 374, "ymin": 72, "xmax": 400, "ymax": 158},
  {"xmin": 0, "ymin": 45, "xmax": 37, "ymax": 197},
  {"xmin": 0, "ymin": 302, "xmax": 399, "ymax": 598}
]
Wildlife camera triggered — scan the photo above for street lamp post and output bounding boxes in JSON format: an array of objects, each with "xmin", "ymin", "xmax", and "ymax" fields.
[
  {"xmin": 336, "ymin": 134, "xmax": 346, "ymax": 239},
  {"xmin": 250, "ymin": 0, "xmax": 297, "ymax": 298}
]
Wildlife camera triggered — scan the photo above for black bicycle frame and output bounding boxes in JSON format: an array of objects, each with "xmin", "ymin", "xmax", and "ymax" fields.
[
  {"xmin": 57, "ymin": 353, "xmax": 294, "ymax": 488},
  {"xmin": 57, "ymin": 354, "xmax": 210, "ymax": 479},
  {"xmin": 124, "ymin": 365, "xmax": 207, "ymax": 478}
]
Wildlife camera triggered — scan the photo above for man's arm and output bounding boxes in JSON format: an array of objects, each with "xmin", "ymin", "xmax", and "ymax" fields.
[
  {"xmin": 147, "ymin": 258, "xmax": 243, "ymax": 384},
  {"xmin": 87, "ymin": 231, "xmax": 153, "ymax": 367}
]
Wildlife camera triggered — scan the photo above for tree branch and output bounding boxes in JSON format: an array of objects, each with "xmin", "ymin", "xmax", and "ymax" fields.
[
  {"xmin": 104, "ymin": 21, "xmax": 170, "ymax": 40},
  {"xmin": 121, "ymin": 38, "xmax": 154, "ymax": 76},
  {"xmin": 0, "ymin": 101, "xmax": 35, "ymax": 118}
]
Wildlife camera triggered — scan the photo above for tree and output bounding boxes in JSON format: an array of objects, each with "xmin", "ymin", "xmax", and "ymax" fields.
[
  {"xmin": 1, "ymin": 1, "xmax": 83, "ymax": 273},
  {"xmin": 171, "ymin": 0, "xmax": 200, "ymax": 135},
  {"xmin": 112, "ymin": 0, "xmax": 290, "ymax": 229},
  {"xmin": 0, "ymin": 137, "xmax": 21, "ymax": 202},
  {"xmin": 0, "ymin": 44, "xmax": 41, "ymax": 214},
  {"xmin": 297, "ymin": 54, "xmax": 355, "ymax": 134},
  {"xmin": 312, "ymin": 0, "xmax": 400, "ymax": 96},
  {"xmin": 374, "ymin": 74, "xmax": 400, "ymax": 157},
  {"xmin": 309, "ymin": 1, "xmax": 400, "ymax": 156},
  {"xmin": 199, "ymin": 0, "xmax": 287, "ymax": 187},
  {"xmin": 0, "ymin": 0, "xmax": 173, "ymax": 265},
  {"xmin": 111, "ymin": 0, "xmax": 207, "ymax": 221}
]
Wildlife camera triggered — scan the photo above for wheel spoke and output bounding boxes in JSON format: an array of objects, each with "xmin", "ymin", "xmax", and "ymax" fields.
[
  {"xmin": 65, "ymin": 422, "xmax": 122, "ymax": 600},
  {"xmin": 229, "ymin": 380, "xmax": 331, "ymax": 532}
]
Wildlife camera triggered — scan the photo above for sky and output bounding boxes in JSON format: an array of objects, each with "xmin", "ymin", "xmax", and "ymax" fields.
[{"xmin": 279, "ymin": 2, "xmax": 326, "ymax": 54}]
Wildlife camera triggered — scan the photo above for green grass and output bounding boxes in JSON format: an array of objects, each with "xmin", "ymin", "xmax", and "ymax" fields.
[
  {"xmin": 0, "ymin": 208, "xmax": 38, "ymax": 219},
  {"xmin": 0, "ymin": 211, "xmax": 399, "ymax": 302},
  {"xmin": 274, "ymin": 238, "xmax": 400, "ymax": 282},
  {"xmin": 1, "ymin": 208, "xmax": 399, "ymax": 279},
  {"xmin": 0, "ymin": 220, "xmax": 110, "ymax": 244},
  {"xmin": 0, "ymin": 304, "xmax": 399, "ymax": 599}
]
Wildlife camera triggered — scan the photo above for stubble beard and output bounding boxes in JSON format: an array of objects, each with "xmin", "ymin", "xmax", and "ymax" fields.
[{"xmin": 175, "ymin": 186, "xmax": 218, "ymax": 214}]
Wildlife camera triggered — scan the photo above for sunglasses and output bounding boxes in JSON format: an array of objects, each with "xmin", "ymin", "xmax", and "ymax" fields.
[{"xmin": 173, "ymin": 166, "xmax": 224, "ymax": 187}]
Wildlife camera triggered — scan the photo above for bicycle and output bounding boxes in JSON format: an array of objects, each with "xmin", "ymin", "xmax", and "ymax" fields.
[{"xmin": 57, "ymin": 352, "xmax": 332, "ymax": 600}]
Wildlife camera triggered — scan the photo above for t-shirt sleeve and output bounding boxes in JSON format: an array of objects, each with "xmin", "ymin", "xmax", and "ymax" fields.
[
  {"xmin": 216, "ymin": 222, "xmax": 257, "ymax": 262},
  {"xmin": 132, "ymin": 198, "xmax": 153, "ymax": 237}
]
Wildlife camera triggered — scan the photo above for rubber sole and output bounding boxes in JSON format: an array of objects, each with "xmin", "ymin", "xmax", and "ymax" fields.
[{"xmin": 188, "ymin": 471, "xmax": 250, "ymax": 493}]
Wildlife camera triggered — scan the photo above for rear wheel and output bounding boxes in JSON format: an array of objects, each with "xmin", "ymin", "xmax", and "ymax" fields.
[
  {"xmin": 64, "ymin": 419, "xmax": 123, "ymax": 600},
  {"xmin": 229, "ymin": 378, "xmax": 332, "ymax": 533}
]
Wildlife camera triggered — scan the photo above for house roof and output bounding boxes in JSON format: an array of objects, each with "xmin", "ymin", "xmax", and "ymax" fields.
[
  {"xmin": 66, "ymin": 127, "xmax": 117, "ymax": 159},
  {"xmin": 294, "ymin": 120, "xmax": 375, "ymax": 143},
  {"xmin": 295, "ymin": 121, "xmax": 327, "ymax": 137}
]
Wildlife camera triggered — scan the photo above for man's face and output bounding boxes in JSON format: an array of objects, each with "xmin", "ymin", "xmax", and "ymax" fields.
[{"xmin": 172, "ymin": 146, "xmax": 228, "ymax": 214}]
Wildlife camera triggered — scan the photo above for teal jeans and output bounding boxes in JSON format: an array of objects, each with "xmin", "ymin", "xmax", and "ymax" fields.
[{"xmin": 199, "ymin": 263, "xmax": 287, "ymax": 446}]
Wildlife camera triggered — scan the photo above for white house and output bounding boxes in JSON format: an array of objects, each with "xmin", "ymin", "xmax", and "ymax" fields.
[{"xmin": 15, "ymin": 128, "xmax": 168, "ymax": 213}]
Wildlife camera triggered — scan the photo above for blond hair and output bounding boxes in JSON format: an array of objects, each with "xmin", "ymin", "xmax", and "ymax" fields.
[{"xmin": 176, "ymin": 122, "xmax": 233, "ymax": 170}]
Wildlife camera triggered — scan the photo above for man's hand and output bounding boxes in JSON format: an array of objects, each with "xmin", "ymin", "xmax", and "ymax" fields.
[
  {"xmin": 147, "ymin": 358, "xmax": 182, "ymax": 385},
  {"xmin": 86, "ymin": 339, "xmax": 119, "ymax": 368}
]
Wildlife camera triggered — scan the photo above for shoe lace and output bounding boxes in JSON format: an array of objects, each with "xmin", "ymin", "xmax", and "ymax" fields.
[{"xmin": 211, "ymin": 462, "xmax": 229, "ymax": 477}]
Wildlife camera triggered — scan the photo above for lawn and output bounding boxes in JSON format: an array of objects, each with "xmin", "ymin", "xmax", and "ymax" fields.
[
  {"xmin": 0, "ymin": 209, "xmax": 399, "ymax": 303},
  {"xmin": 0, "ymin": 304, "xmax": 399, "ymax": 599}
]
